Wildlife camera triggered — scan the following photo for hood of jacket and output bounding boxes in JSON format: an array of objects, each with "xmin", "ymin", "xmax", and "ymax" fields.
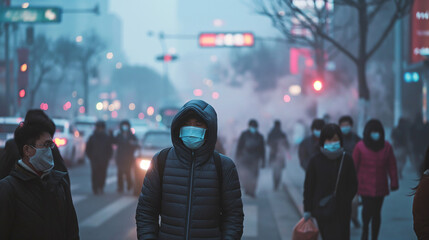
[{"xmin": 171, "ymin": 100, "xmax": 217, "ymax": 165}]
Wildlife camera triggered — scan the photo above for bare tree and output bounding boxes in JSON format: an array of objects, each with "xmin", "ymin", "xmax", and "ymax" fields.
[{"xmin": 256, "ymin": 0, "xmax": 413, "ymax": 122}]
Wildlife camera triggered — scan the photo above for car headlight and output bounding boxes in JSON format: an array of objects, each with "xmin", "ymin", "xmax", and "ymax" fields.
[{"xmin": 138, "ymin": 159, "xmax": 151, "ymax": 170}]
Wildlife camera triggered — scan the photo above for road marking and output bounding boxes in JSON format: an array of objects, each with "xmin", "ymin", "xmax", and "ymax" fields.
[
  {"xmin": 71, "ymin": 184, "xmax": 80, "ymax": 192},
  {"xmin": 106, "ymin": 176, "xmax": 117, "ymax": 185},
  {"xmin": 80, "ymin": 197, "xmax": 135, "ymax": 228},
  {"xmin": 72, "ymin": 194, "xmax": 87, "ymax": 205},
  {"xmin": 243, "ymin": 204, "xmax": 258, "ymax": 237}
]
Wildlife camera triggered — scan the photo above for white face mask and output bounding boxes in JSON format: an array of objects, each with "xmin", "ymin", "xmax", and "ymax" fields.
[{"xmin": 29, "ymin": 147, "xmax": 54, "ymax": 173}]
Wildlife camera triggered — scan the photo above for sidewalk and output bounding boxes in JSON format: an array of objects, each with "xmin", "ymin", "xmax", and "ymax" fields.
[{"xmin": 282, "ymin": 156, "xmax": 418, "ymax": 240}]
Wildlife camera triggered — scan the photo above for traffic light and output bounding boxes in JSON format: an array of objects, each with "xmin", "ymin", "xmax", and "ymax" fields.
[
  {"xmin": 404, "ymin": 72, "xmax": 420, "ymax": 83},
  {"xmin": 156, "ymin": 54, "xmax": 178, "ymax": 62},
  {"xmin": 199, "ymin": 32, "xmax": 254, "ymax": 47},
  {"xmin": 17, "ymin": 48, "xmax": 29, "ymax": 106},
  {"xmin": 313, "ymin": 80, "xmax": 323, "ymax": 92}
]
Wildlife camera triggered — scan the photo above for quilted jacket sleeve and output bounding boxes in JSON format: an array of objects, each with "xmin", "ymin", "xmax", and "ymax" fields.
[
  {"xmin": 136, "ymin": 153, "xmax": 161, "ymax": 240},
  {"xmin": 220, "ymin": 156, "xmax": 244, "ymax": 240}
]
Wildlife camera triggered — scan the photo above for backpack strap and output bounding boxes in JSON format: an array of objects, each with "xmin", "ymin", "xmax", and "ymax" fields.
[{"xmin": 157, "ymin": 147, "xmax": 172, "ymax": 187}]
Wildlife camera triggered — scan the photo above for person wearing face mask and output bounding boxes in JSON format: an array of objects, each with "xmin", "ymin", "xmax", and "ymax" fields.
[
  {"xmin": 298, "ymin": 118, "xmax": 325, "ymax": 171},
  {"xmin": 303, "ymin": 124, "xmax": 357, "ymax": 240},
  {"xmin": 113, "ymin": 120, "xmax": 139, "ymax": 193},
  {"xmin": 136, "ymin": 100, "xmax": 244, "ymax": 240},
  {"xmin": 353, "ymin": 119, "xmax": 399, "ymax": 240},
  {"xmin": 235, "ymin": 119, "xmax": 266, "ymax": 197},
  {"xmin": 338, "ymin": 115, "xmax": 361, "ymax": 228},
  {"xmin": 0, "ymin": 118, "xmax": 79, "ymax": 240}
]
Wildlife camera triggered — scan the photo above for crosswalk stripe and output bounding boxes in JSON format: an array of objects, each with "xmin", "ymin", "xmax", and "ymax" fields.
[
  {"xmin": 72, "ymin": 194, "xmax": 87, "ymax": 205},
  {"xmin": 80, "ymin": 197, "xmax": 135, "ymax": 228},
  {"xmin": 243, "ymin": 205, "xmax": 258, "ymax": 237}
]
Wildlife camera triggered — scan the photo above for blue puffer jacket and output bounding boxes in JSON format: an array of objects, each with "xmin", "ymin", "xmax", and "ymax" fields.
[{"xmin": 136, "ymin": 100, "xmax": 244, "ymax": 240}]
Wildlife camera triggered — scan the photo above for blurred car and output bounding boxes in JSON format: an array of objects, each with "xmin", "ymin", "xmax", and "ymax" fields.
[
  {"xmin": 134, "ymin": 129, "xmax": 171, "ymax": 195},
  {"xmin": 74, "ymin": 115, "xmax": 97, "ymax": 141},
  {"xmin": 53, "ymin": 119, "xmax": 86, "ymax": 166},
  {"xmin": 0, "ymin": 117, "xmax": 23, "ymax": 152}
]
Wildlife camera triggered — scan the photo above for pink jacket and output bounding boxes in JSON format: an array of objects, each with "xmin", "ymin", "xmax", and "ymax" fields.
[{"xmin": 353, "ymin": 141, "xmax": 399, "ymax": 197}]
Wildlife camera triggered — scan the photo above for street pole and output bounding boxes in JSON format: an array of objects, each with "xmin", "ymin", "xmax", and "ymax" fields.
[
  {"xmin": 5, "ymin": 22, "xmax": 11, "ymax": 115},
  {"xmin": 394, "ymin": 19, "xmax": 403, "ymax": 126}
]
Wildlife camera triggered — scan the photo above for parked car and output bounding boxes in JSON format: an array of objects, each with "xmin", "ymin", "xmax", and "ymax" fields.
[
  {"xmin": 134, "ymin": 129, "xmax": 171, "ymax": 195},
  {"xmin": 0, "ymin": 117, "xmax": 23, "ymax": 153},
  {"xmin": 53, "ymin": 119, "xmax": 86, "ymax": 166}
]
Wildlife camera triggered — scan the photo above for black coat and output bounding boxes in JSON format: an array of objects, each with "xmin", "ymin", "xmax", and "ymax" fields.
[
  {"xmin": 136, "ymin": 100, "xmax": 244, "ymax": 240},
  {"xmin": 267, "ymin": 127, "xmax": 289, "ymax": 161},
  {"xmin": 298, "ymin": 136, "xmax": 320, "ymax": 171},
  {"xmin": 235, "ymin": 130, "xmax": 265, "ymax": 162},
  {"xmin": 0, "ymin": 164, "xmax": 79, "ymax": 240},
  {"xmin": 303, "ymin": 152, "xmax": 358, "ymax": 217},
  {"xmin": 342, "ymin": 132, "xmax": 361, "ymax": 155},
  {"xmin": 86, "ymin": 131, "xmax": 113, "ymax": 165},
  {"xmin": 113, "ymin": 132, "xmax": 138, "ymax": 166},
  {"xmin": 0, "ymin": 139, "xmax": 69, "ymax": 183}
]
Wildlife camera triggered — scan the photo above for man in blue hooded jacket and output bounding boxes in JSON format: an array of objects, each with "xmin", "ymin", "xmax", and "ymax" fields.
[{"xmin": 136, "ymin": 100, "xmax": 244, "ymax": 240}]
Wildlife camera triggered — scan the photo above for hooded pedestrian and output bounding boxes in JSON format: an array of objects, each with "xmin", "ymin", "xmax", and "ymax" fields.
[
  {"xmin": 113, "ymin": 120, "xmax": 139, "ymax": 193},
  {"xmin": 267, "ymin": 120, "xmax": 290, "ymax": 191},
  {"xmin": 339, "ymin": 115, "xmax": 361, "ymax": 228},
  {"xmin": 353, "ymin": 119, "xmax": 399, "ymax": 240},
  {"xmin": 136, "ymin": 100, "xmax": 244, "ymax": 240},
  {"xmin": 298, "ymin": 119, "xmax": 325, "ymax": 171},
  {"xmin": 235, "ymin": 119, "xmax": 265, "ymax": 197},
  {"xmin": 0, "ymin": 116, "xmax": 79, "ymax": 239},
  {"xmin": 413, "ymin": 145, "xmax": 429, "ymax": 239},
  {"xmin": 303, "ymin": 124, "xmax": 357, "ymax": 240},
  {"xmin": 86, "ymin": 121, "xmax": 113, "ymax": 194}
]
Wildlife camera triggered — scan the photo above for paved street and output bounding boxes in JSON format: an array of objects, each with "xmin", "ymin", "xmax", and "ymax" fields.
[{"xmin": 69, "ymin": 162, "xmax": 301, "ymax": 240}]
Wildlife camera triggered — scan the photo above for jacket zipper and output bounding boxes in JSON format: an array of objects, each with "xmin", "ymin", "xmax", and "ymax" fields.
[{"xmin": 185, "ymin": 151, "xmax": 195, "ymax": 240}]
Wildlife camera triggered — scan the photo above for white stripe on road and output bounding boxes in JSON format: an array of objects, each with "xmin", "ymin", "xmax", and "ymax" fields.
[
  {"xmin": 72, "ymin": 194, "xmax": 87, "ymax": 205},
  {"xmin": 243, "ymin": 205, "xmax": 258, "ymax": 237},
  {"xmin": 80, "ymin": 197, "xmax": 135, "ymax": 228},
  {"xmin": 106, "ymin": 176, "xmax": 117, "ymax": 185}
]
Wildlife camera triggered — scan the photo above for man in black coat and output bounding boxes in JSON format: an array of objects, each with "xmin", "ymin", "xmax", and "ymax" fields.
[
  {"xmin": 0, "ymin": 110, "xmax": 69, "ymax": 182},
  {"xmin": 136, "ymin": 100, "xmax": 244, "ymax": 240},
  {"xmin": 86, "ymin": 121, "xmax": 113, "ymax": 194},
  {"xmin": 113, "ymin": 120, "xmax": 139, "ymax": 192},
  {"xmin": 267, "ymin": 120, "xmax": 290, "ymax": 190},
  {"xmin": 298, "ymin": 118, "xmax": 325, "ymax": 171},
  {"xmin": 235, "ymin": 119, "xmax": 265, "ymax": 197},
  {"xmin": 0, "ymin": 115, "xmax": 79, "ymax": 240}
]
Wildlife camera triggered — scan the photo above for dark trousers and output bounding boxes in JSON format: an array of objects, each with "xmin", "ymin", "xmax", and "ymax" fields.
[
  {"xmin": 90, "ymin": 160, "xmax": 108, "ymax": 194},
  {"xmin": 117, "ymin": 163, "xmax": 132, "ymax": 192},
  {"xmin": 316, "ymin": 213, "xmax": 351, "ymax": 240},
  {"xmin": 361, "ymin": 196, "xmax": 385, "ymax": 240}
]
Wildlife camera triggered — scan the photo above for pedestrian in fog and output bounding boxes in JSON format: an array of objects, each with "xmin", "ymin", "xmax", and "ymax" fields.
[
  {"xmin": 86, "ymin": 121, "xmax": 113, "ymax": 195},
  {"xmin": 413, "ymin": 146, "xmax": 429, "ymax": 239},
  {"xmin": 136, "ymin": 100, "xmax": 244, "ymax": 239},
  {"xmin": 392, "ymin": 118, "xmax": 412, "ymax": 179},
  {"xmin": 298, "ymin": 118, "xmax": 325, "ymax": 171},
  {"xmin": 0, "ymin": 115, "xmax": 79, "ymax": 239},
  {"xmin": 235, "ymin": 119, "xmax": 265, "ymax": 197},
  {"xmin": 339, "ymin": 115, "xmax": 361, "ymax": 228},
  {"xmin": 267, "ymin": 120, "xmax": 290, "ymax": 191},
  {"xmin": 0, "ymin": 110, "xmax": 69, "ymax": 182},
  {"xmin": 113, "ymin": 120, "xmax": 139, "ymax": 193},
  {"xmin": 303, "ymin": 124, "xmax": 357, "ymax": 240},
  {"xmin": 353, "ymin": 119, "xmax": 399, "ymax": 240}
]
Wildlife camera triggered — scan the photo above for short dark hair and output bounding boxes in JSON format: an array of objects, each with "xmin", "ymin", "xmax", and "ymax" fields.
[
  {"xmin": 311, "ymin": 119, "xmax": 325, "ymax": 130},
  {"xmin": 120, "ymin": 120, "xmax": 131, "ymax": 128},
  {"xmin": 319, "ymin": 124, "xmax": 343, "ymax": 147},
  {"xmin": 14, "ymin": 120, "xmax": 55, "ymax": 157},
  {"xmin": 24, "ymin": 109, "xmax": 56, "ymax": 136},
  {"xmin": 249, "ymin": 119, "xmax": 258, "ymax": 128},
  {"xmin": 339, "ymin": 115, "xmax": 354, "ymax": 126},
  {"xmin": 95, "ymin": 120, "xmax": 106, "ymax": 129}
]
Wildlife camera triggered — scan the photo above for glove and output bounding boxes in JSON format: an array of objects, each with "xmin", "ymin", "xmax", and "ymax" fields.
[{"xmin": 303, "ymin": 212, "xmax": 312, "ymax": 221}]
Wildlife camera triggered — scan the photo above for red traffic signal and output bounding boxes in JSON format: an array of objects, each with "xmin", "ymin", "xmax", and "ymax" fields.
[
  {"xmin": 199, "ymin": 32, "xmax": 254, "ymax": 47},
  {"xmin": 156, "ymin": 54, "xmax": 178, "ymax": 62}
]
